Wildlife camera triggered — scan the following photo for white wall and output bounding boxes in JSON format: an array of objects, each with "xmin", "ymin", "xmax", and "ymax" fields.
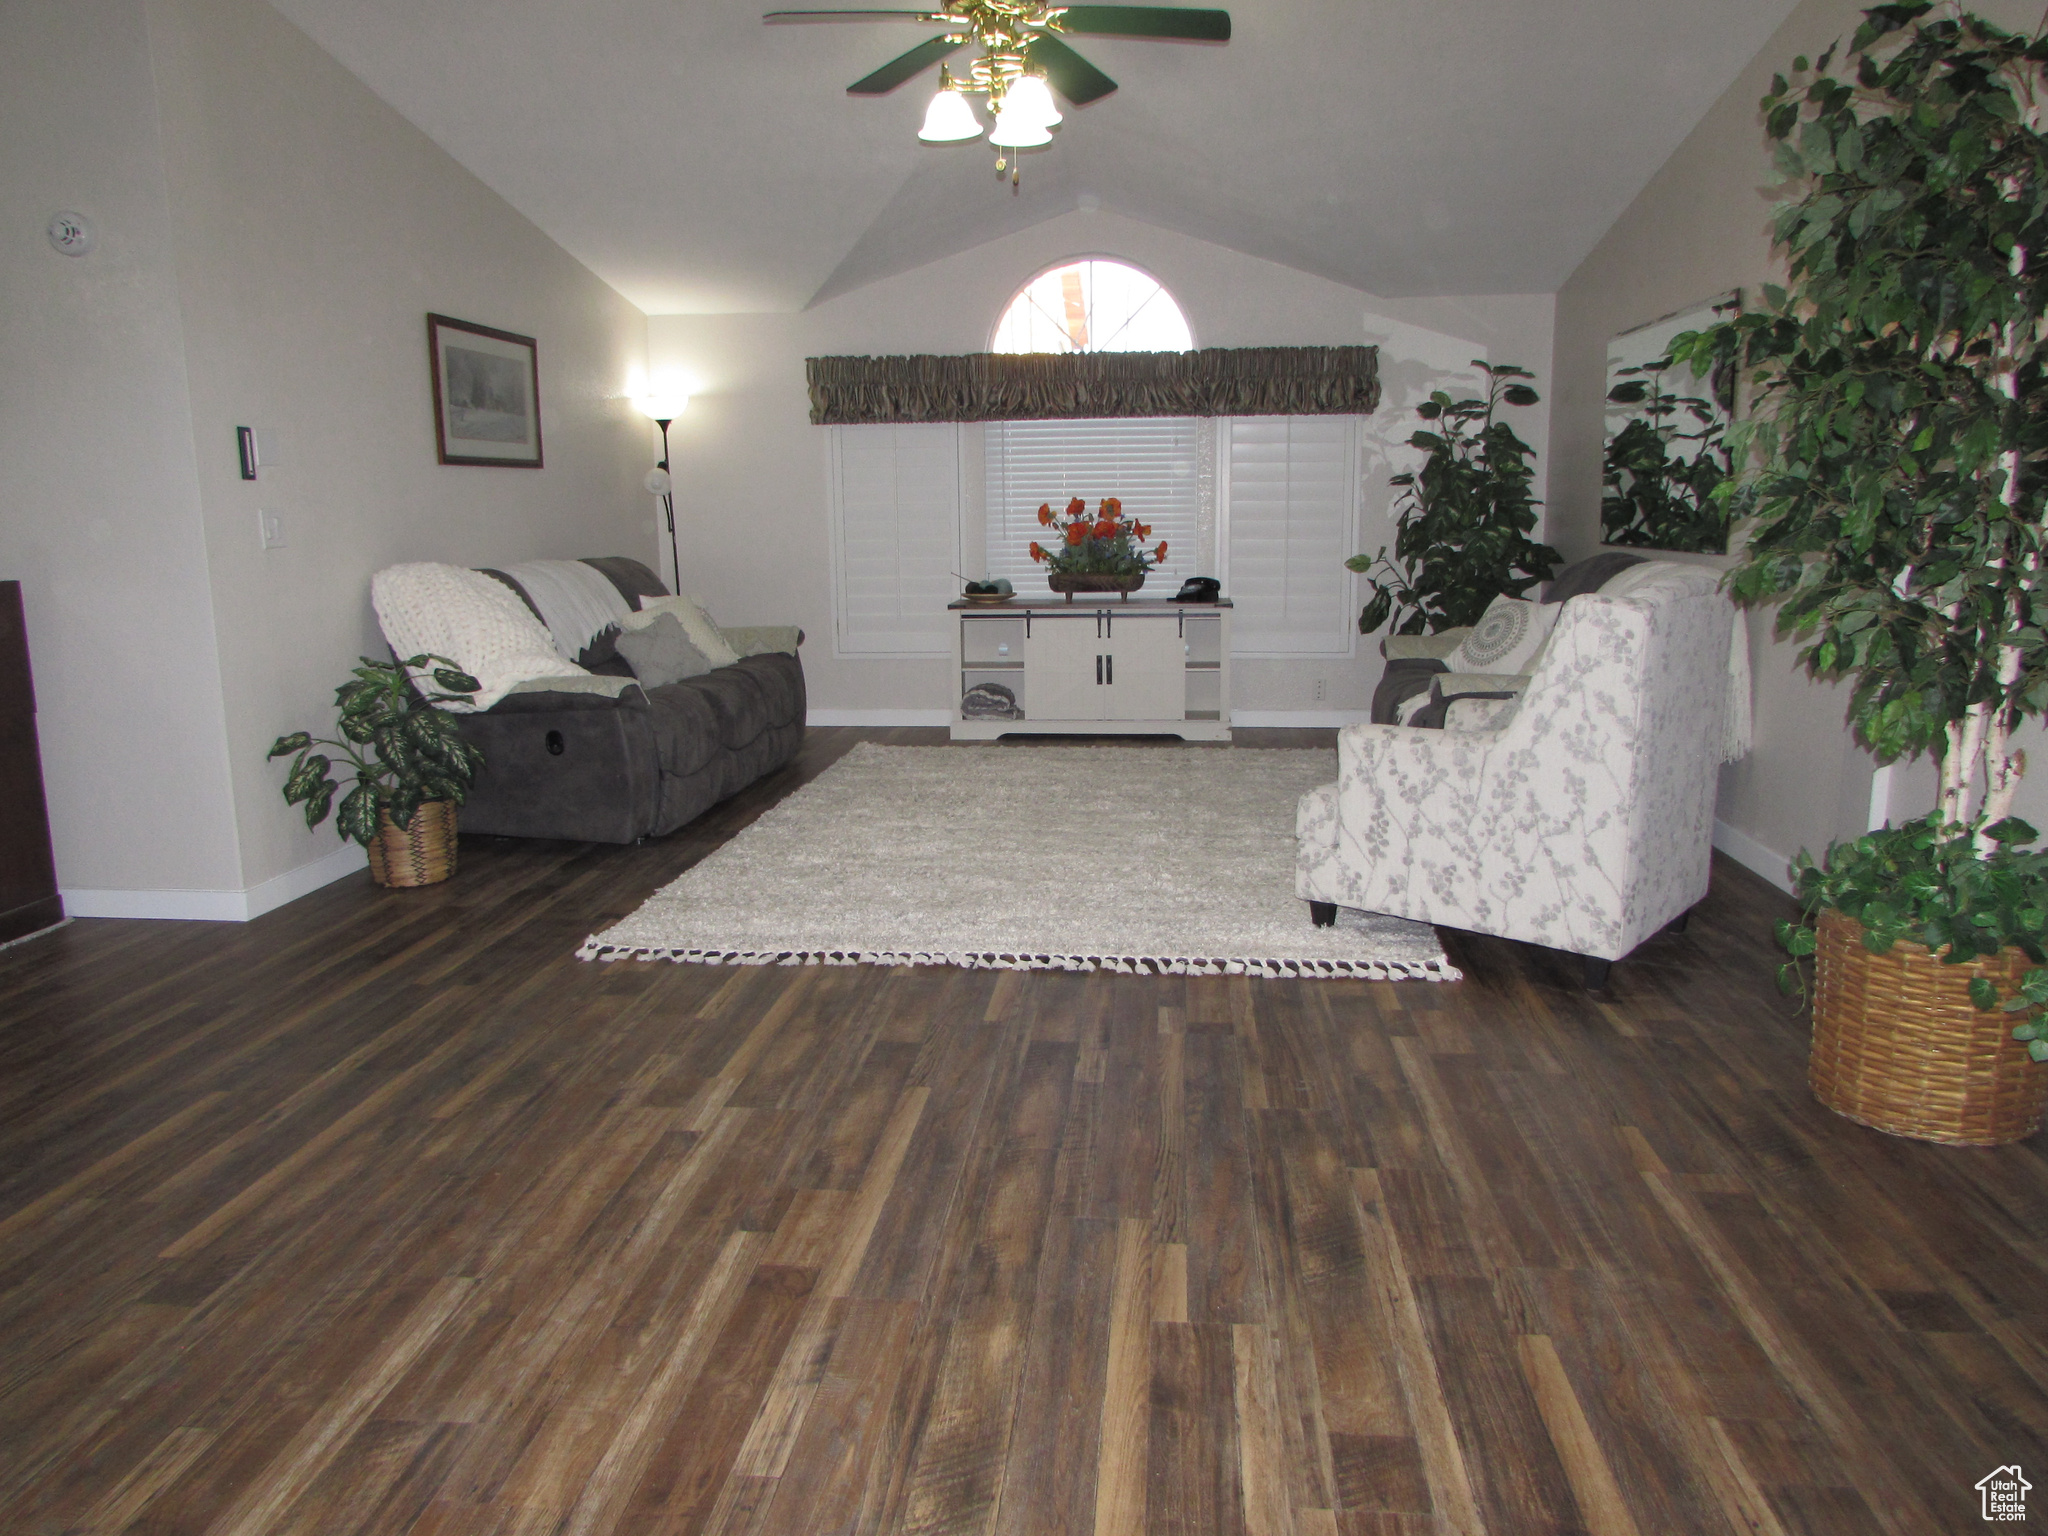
[
  {"xmin": 1547, "ymin": 0, "xmax": 2043, "ymax": 889},
  {"xmin": 146, "ymin": 0, "xmax": 653, "ymax": 901},
  {"xmin": 0, "ymin": 0, "xmax": 653, "ymax": 916},
  {"xmin": 0, "ymin": 0, "xmax": 245, "ymax": 897},
  {"xmin": 650, "ymin": 211, "xmax": 1553, "ymax": 723}
]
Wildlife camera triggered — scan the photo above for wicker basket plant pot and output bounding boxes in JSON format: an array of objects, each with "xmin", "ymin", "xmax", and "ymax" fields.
[
  {"xmin": 1810, "ymin": 908, "xmax": 2048, "ymax": 1145},
  {"xmin": 366, "ymin": 800, "xmax": 457, "ymax": 888}
]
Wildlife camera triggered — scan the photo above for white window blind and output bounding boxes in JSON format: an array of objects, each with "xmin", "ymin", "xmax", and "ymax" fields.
[
  {"xmin": 983, "ymin": 417, "xmax": 1201, "ymax": 595},
  {"xmin": 830, "ymin": 423, "xmax": 959, "ymax": 655},
  {"xmin": 1224, "ymin": 416, "xmax": 1359, "ymax": 656}
]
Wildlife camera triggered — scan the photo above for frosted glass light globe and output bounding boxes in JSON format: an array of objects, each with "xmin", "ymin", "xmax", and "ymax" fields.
[
  {"xmin": 989, "ymin": 104, "xmax": 1053, "ymax": 148},
  {"xmin": 1004, "ymin": 74, "xmax": 1061, "ymax": 128},
  {"xmin": 918, "ymin": 88, "xmax": 983, "ymax": 143}
]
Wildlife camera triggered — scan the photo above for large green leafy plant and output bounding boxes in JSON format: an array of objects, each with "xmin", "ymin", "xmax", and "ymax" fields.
[
  {"xmin": 1669, "ymin": 3, "xmax": 2048, "ymax": 1045},
  {"xmin": 1601, "ymin": 361, "xmax": 1735, "ymax": 552},
  {"xmin": 269, "ymin": 656, "xmax": 485, "ymax": 846},
  {"xmin": 1349, "ymin": 361, "xmax": 1559, "ymax": 635}
]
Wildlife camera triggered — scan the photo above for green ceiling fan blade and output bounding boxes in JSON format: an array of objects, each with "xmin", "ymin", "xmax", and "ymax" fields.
[
  {"xmin": 848, "ymin": 34, "xmax": 967, "ymax": 93},
  {"xmin": 1029, "ymin": 34, "xmax": 1118, "ymax": 104},
  {"xmin": 765, "ymin": 10, "xmax": 940, "ymax": 22},
  {"xmin": 1056, "ymin": 6, "xmax": 1231, "ymax": 42}
]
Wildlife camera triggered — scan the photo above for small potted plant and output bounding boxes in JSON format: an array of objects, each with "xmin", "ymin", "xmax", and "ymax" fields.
[
  {"xmin": 269, "ymin": 655, "xmax": 485, "ymax": 888},
  {"xmin": 1672, "ymin": 4, "xmax": 2048, "ymax": 1143},
  {"xmin": 1029, "ymin": 496, "xmax": 1167, "ymax": 600}
]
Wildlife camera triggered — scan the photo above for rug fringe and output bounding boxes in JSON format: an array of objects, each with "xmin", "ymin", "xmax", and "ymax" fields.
[{"xmin": 573, "ymin": 938, "xmax": 1460, "ymax": 982}]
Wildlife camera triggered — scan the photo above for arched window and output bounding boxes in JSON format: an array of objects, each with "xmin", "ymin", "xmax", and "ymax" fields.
[
  {"xmin": 982, "ymin": 261, "xmax": 1197, "ymax": 597},
  {"xmin": 991, "ymin": 258, "xmax": 1193, "ymax": 354}
]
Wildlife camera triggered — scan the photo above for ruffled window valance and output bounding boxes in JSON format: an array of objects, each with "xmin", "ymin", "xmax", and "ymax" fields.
[{"xmin": 805, "ymin": 346, "xmax": 1380, "ymax": 425}]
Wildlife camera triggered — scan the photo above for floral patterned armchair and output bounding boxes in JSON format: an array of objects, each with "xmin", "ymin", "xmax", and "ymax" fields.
[{"xmin": 1296, "ymin": 565, "xmax": 1736, "ymax": 985}]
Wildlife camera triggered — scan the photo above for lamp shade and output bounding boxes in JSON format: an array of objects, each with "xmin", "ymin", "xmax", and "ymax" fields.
[
  {"xmin": 634, "ymin": 392, "xmax": 688, "ymax": 421},
  {"xmin": 988, "ymin": 102, "xmax": 1053, "ymax": 148},
  {"xmin": 918, "ymin": 87, "xmax": 983, "ymax": 143},
  {"xmin": 1004, "ymin": 74, "xmax": 1061, "ymax": 128}
]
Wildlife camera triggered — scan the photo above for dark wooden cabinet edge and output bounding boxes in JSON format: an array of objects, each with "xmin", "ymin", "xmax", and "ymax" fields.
[{"xmin": 0, "ymin": 894, "xmax": 65, "ymax": 946}]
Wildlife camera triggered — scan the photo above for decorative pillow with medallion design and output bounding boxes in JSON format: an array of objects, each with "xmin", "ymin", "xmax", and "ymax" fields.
[{"xmin": 1444, "ymin": 595, "xmax": 1558, "ymax": 676}]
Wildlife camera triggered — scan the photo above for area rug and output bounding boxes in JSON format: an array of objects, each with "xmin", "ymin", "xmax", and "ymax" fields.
[{"xmin": 578, "ymin": 743, "xmax": 1458, "ymax": 980}]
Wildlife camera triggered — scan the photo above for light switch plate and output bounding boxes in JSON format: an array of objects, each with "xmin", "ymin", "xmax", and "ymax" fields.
[{"xmin": 259, "ymin": 510, "xmax": 285, "ymax": 550}]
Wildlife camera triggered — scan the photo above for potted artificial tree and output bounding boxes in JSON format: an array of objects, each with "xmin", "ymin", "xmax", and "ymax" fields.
[
  {"xmin": 1349, "ymin": 361, "xmax": 1558, "ymax": 635},
  {"xmin": 1674, "ymin": 3, "xmax": 2048, "ymax": 1143},
  {"xmin": 269, "ymin": 655, "xmax": 485, "ymax": 888}
]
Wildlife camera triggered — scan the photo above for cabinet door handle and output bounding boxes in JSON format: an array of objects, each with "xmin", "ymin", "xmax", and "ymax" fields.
[
  {"xmin": 1106, "ymin": 654, "xmax": 1113, "ymax": 685},
  {"xmin": 1096, "ymin": 654, "xmax": 1103, "ymax": 685}
]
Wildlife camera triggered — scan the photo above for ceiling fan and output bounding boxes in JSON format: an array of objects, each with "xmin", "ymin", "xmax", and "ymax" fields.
[{"xmin": 765, "ymin": 3, "xmax": 1232, "ymax": 184}]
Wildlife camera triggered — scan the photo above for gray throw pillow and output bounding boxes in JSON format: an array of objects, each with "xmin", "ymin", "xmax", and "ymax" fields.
[{"xmin": 614, "ymin": 611, "xmax": 714, "ymax": 687}]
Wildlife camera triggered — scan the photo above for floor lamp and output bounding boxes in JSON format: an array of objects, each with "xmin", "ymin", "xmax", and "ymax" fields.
[{"xmin": 635, "ymin": 391, "xmax": 689, "ymax": 595}]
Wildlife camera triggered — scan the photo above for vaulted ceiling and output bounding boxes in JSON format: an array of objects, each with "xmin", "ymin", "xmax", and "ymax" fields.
[{"xmin": 269, "ymin": 0, "xmax": 1804, "ymax": 314}]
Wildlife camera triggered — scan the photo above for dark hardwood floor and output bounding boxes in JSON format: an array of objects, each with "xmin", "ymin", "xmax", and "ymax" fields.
[{"xmin": 2, "ymin": 727, "xmax": 2044, "ymax": 1536}]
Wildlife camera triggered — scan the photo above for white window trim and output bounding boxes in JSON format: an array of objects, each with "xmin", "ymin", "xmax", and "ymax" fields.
[
  {"xmin": 1216, "ymin": 416, "xmax": 1363, "ymax": 660},
  {"xmin": 825, "ymin": 423, "xmax": 964, "ymax": 659}
]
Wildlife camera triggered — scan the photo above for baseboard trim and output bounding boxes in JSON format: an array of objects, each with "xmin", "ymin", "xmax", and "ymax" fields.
[
  {"xmin": 808, "ymin": 709, "xmax": 1371, "ymax": 730},
  {"xmin": 63, "ymin": 841, "xmax": 368, "ymax": 923},
  {"xmin": 1231, "ymin": 710, "xmax": 1372, "ymax": 728},
  {"xmin": 807, "ymin": 709, "xmax": 953, "ymax": 727},
  {"xmin": 1712, "ymin": 818, "xmax": 1795, "ymax": 895},
  {"xmin": 62, "ymin": 887, "xmax": 253, "ymax": 922},
  {"xmin": 244, "ymin": 842, "xmax": 370, "ymax": 919}
]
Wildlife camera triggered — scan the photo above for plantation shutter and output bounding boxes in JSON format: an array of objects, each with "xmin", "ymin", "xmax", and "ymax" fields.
[
  {"xmin": 829, "ymin": 423, "xmax": 959, "ymax": 655},
  {"xmin": 1224, "ymin": 416, "xmax": 1359, "ymax": 656},
  {"xmin": 983, "ymin": 417, "xmax": 1201, "ymax": 595}
]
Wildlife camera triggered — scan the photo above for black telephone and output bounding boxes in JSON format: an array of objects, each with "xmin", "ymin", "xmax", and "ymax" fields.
[{"xmin": 1173, "ymin": 577, "xmax": 1222, "ymax": 603}]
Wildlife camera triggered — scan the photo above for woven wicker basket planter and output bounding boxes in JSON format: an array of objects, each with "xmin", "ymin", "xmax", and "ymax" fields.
[
  {"xmin": 1047, "ymin": 571, "xmax": 1145, "ymax": 602},
  {"xmin": 1810, "ymin": 907, "xmax": 2047, "ymax": 1145},
  {"xmin": 366, "ymin": 800, "xmax": 457, "ymax": 889}
]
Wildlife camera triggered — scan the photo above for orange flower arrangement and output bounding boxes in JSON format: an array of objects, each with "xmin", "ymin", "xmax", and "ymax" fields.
[{"xmin": 1028, "ymin": 496, "xmax": 1168, "ymax": 578}]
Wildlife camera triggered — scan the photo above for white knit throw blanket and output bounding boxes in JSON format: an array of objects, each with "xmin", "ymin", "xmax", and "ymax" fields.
[
  {"xmin": 502, "ymin": 560, "xmax": 633, "ymax": 661},
  {"xmin": 371, "ymin": 563, "xmax": 588, "ymax": 712}
]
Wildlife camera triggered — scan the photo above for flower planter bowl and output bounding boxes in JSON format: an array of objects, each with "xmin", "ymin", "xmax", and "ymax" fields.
[
  {"xmin": 1810, "ymin": 907, "xmax": 2047, "ymax": 1145},
  {"xmin": 367, "ymin": 800, "xmax": 457, "ymax": 889},
  {"xmin": 1047, "ymin": 571, "xmax": 1145, "ymax": 602}
]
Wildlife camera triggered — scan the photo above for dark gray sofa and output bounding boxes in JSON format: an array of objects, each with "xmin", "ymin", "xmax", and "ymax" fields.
[{"xmin": 447, "ymin": 557, "xmax": 805, "ymax": 843}]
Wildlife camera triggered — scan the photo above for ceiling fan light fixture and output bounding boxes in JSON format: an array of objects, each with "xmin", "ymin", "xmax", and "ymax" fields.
[
  {"xmin": 988, "ymin": 102, "xmax": 1053, "ymax": 148},
  {"xmin": 1004, "ymin": 72, "xmax": 1061, "ymax": 128},
  {"xmin": 917, "ymin": 80, "xmax": 984, "ymax": 142}
]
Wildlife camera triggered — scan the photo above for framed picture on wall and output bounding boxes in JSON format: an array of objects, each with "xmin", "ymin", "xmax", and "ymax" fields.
[{"xmin": 427, "ymin": 313, "xmax": 543, "ymax": 467}]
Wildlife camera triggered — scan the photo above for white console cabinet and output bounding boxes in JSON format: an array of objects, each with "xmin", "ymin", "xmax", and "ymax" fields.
[{"xmin": 950, "ymin": 598, "xmax": 1231, "ymax": 741}]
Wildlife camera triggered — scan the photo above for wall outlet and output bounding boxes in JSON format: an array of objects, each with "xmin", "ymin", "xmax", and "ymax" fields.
[{"xmin": 259, "ymin": 510, "xmax": 285, "ymax": 550}]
